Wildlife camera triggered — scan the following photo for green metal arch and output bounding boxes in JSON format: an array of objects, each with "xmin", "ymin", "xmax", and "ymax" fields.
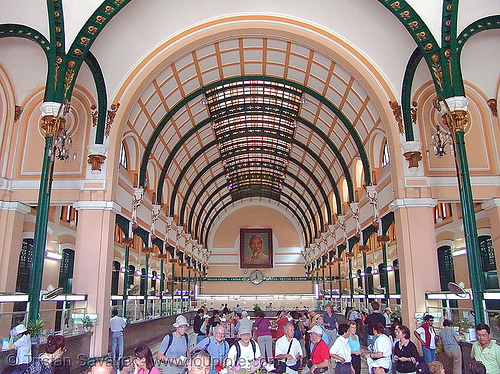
[
  {"xmin": 188, "ymin": 156, "xmax": 331, "ymax": 237},
  {"xmin": 297, "ymin": 117, "xmax": 353, "ymax": 202},
  {"xmin": 0, "ymin": 24, "xmax": 51, "ymax": 57},
  {"xmin": 162, "ymin": 115, "xmax": 346, "ymax": 216},
  {"xmin": 377, "ymin": 0, "xmax": 446, "ymax": 96},
  {"xmin": 201, "ymin": 191, "xmax": 311, "ymax": 248},
  {"xmin": 200, "ymin": 178, "xmax": 322, "ymax": 245},
  {"xmin": 61, "ymin": 0, "xmax": 131, "ymax": 102},
  {"xmin": 44, "ymin": 0, "xmax": 66, "ymax": 101},
  {"xmin": 457, "ymin": 15, "xmax": 500, "ymax": 53},
  {"xmin": 177, "ymin": 157, "xmax": 319, "ymax": 242},
  {"xmin": 189, "ymin": 169, "xmax": 324, "ymax": 243},
  {"xmin": 141, "ymin": 75, "xmax": 370, "ymax": 189},
  {"xmin": 84, "ymin": 52, "xmax": 107, "ymax": 144},
  {"xmin": 0, "ymin": 24, "xmax": 107, "ymax": 144},
  {"xmin": 169, "ymin": 136, "xmax": 342, "ymax": 220},
  {"xmin": 401, "ymin": 48, "xmax": 423, "ymax": 142}
]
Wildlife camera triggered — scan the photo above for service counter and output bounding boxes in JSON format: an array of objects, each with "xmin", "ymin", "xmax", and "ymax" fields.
[{"xmin": 0, "ymin": 332, "xmax": 92, "ymax": 374}]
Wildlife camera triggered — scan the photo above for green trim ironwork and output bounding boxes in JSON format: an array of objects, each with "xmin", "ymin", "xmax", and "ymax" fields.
[
  {"xmin": 188, "ymin": 165, "xmax": 326, "ymax": 242},
  {"xmin": 84, "ymin": 52, "xmax": 107, "ymax": 144},
  {"xmin": 141, "ymin": 75, "xmax": 370, "ymax": 191},
  {"xmin": 401, "ymin": 48, "xmax": 422, "ymax": 141},
  {"xmin": 28, "ymin": 137, "xmax": 55, "ymax": 322},
  {"xmin": 377, "ymin": 0, "xmax": 445, "ymax": 97}
]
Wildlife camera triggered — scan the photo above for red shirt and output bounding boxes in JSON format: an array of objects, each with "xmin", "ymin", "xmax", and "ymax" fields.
[
  {"xmin": 311, "ymin": 339, "xmax": 329, "ymax": 365},
  {"xmin": 276, "ymin": 317, "xmax": 289, "ymax": 338}
]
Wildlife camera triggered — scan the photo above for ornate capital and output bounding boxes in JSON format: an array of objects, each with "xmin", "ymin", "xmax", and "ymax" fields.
[
  {"xmin": 40, "ymin": 115, "xmax": 66, "ymax": 138},
  {"xmin": 87, "ymin": 154, "xmax": 106, "ymax": 172},
  {"xmin": 359, "ymin": 245, "xmax": 370, "ymax": 253},
  {"xmin": 142, "ymin": 246, "xmax": 154, "ymax": 255},
  {"xmin": 442, "ymin": 110, "xmax": 468, "ymax": 133},
  {"xmin": 487, "ymin": 99, "xmax": 498, "ymax": 118},
  {"xmin": 403, "ymin": 151, "xmax": 422, "ymax": 169},
  {"xmin": 123, "ymin": 237, "xmax": 134, "ymax": 247}
]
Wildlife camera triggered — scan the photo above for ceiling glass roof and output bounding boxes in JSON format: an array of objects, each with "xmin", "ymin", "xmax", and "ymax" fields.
[{"xmin": 205, "ymin": 79, "xmax": 303, "ymax": 201}]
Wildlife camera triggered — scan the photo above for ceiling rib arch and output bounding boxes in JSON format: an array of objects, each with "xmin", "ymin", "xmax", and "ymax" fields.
[
  {"xmin": 169, "ymin": 136, "xmax": 342, "ymax": 226},
  {"xmin": 176, "ymin": 158, "xmax": 318, "ymax": 246},
  {"xmin": 189, "ymin": 167, "xmax": 325, "ymax": 244},
  {"xmin": 140, "ymin": 75, "xmax": 372, "ymax": 195},
  {"xmin": 187, "ymin": 159, "xmax": 329, "ymax": 239}
]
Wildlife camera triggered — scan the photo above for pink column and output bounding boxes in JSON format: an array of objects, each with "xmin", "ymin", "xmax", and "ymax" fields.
[
  {"xmin": 390, "ymin": 198, "xmax": 441, "ymax": 332},
  {"xmin": 0, "ymin": 202, "xmax": 31, "ymax": 338},
  {"xmin": 73, "ymin": 202, "xmax": 119, "ymax": 357}
]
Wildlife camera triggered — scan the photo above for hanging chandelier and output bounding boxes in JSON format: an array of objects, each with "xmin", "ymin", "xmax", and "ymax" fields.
[{"xmin": 430, "ymin": 124, "xmax": 451, "ymax": 157}]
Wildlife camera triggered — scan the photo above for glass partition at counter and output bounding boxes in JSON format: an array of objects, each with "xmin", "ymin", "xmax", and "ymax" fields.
[
  {"xmin": 110, "ymin": 296, "xmax": 193, "ymax": 321},
  {"xmin": 0, "ymin": 294, "xmax": 88, "ymax": 342}
]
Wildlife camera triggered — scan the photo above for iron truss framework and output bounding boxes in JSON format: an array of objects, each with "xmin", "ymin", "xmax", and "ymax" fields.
[{"xmin": 205, "ymin": 79, "xmax": 303, "ymax": 201}]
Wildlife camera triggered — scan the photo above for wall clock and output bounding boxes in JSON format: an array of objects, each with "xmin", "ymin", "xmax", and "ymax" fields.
[{"xmin": 249, "ymin": 270, "xmax": 264, "ymax": 285}]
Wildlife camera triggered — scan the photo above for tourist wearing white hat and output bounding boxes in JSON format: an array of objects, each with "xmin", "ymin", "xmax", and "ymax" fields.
[
  {"xmin": 157, "ymin": 315, "xmax": 191, "ymax": 374},
  {"xmin": 227, "ymin": 322, "xmax": 261, "ymax": 373},
  {"xmin": 306, "ymin": 325, "xmax": 329, "ymax": 374},
  {"xmin": 8, "ymin": 324, "xmax": 32, "ymax": 373}
]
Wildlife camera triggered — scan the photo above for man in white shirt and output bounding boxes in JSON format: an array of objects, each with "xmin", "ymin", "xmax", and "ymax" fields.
[
  {"xmin": 227, "ymin": 323, "xmax": 261, "ymax": 373},
  {"xmin": 329, "ymin": 324, "xmax": 353, "ymax": 374},
  {"xmin": 365, "ymin": 323, "xmax": 392, "ymax": 374},
  {"xmin": 109, "ymin": 309, "xmax": 128, "ymax": 362},
  {"xmin": 275, "ymin": 323, "xmax": 303, "ymax": 374}
]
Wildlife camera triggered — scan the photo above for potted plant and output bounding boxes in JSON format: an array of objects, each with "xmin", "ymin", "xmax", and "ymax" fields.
[
  {"xmin": 27, "ymin": 318, "xmax": 44, "ymax": 343},
  {"xmin": 81, "ymin": 316, "xmax": 95, "ymax": 332}
]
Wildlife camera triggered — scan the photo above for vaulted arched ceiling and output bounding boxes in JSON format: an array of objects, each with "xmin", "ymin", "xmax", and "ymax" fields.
[{"xmin": 125, "ymin": 36, "xmax": 387, "ymax": 247}]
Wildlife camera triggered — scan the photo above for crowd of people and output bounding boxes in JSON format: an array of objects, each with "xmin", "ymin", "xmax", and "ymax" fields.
[{"xmin": 4, "ymin": 302, "xmax": 500, "ymax": 374}]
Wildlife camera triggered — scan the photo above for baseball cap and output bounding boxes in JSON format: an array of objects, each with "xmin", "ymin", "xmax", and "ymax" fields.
[{"xmin": 308, "ymin": 325, "xmax": 323, "ymax": 336}]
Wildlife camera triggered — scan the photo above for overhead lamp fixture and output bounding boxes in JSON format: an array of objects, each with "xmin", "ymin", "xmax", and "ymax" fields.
[
  {"xmin": 452, "ymin": 248, "xmax": 467, "ymax": 257},
  {"xmin": 45, "ymin": 251, "xmax": 62, "ymax": 260}
]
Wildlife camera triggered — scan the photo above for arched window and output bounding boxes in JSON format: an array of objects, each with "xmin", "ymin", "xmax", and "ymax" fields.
[
  {"xmin": 378, "ymin": 263, "xmax": 387, "ymax": 288},
  {"xmin": 151, "ymin": 270, "xmax": 157, "ymax": 293},
  {"xmin": 393, "ymin": 259, "xmax": 400, "ymax": 295},
  {"xmin": 111, "ymin": 261, "xmax": 120, "ymax": 295},
  {"xmin": 140, "ymin": 268, "xmax": 147, "ymax": 296},
  {"xmin": 366, "ymin": 266, "xmax": 374, "ymax": 295},
  {"xmin": 341, "ymin": 178, "xmax": 348, "ymax": 203},
  {"xmin": 119, "ymin": 142, "xmax": 128, "ymax": 169},
  {"xmin": 128, "ymin": 265, "xmax": 135, "ymax": 290},
  {"xmin": 13, "ymin": 239, "xmax": 33, "ymax": 324},
  {"xmin": 330, "ymin": 193, "xmax": 338, "ymax": 216},
  {"xmin": 437, "ymin": 245, "xmax": 457, "ymax": 308},
  {"xmin": 59, "ymin": 249, "xmax": 75, "ymax": 293},
  {"xmin": 357, "ymin": 269, "xmax": 363, "ymax": 290},
  {"xmin": 355, "ymin": 160, "xmax": 364, "ymax": 188},
  {"xmin": 479, "ymin": 236, "xmax": 499, "ymax": 288},
  {"xmin": 382, "ymin": 141, "xmax": 390, "ymax": 168}
]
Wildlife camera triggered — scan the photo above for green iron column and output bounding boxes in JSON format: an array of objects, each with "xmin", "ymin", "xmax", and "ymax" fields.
[
  {"xmin": 28, "ymin": 108, "xmax": 66, "ymax": 322},
  {"xmin": 180, "ymin": 265, "xmax": 184, "ymax": 311},
  {"xmin": 322, "ymin": 268, "xmax": 326, "ymax": 302},
  {"xmin": 187, "ymin": 270, "xmax": 191, "ymax": 311},
  {"xmin": 348, "ymin": 258, "xmax": 354, "ymax": 307},
  {"xmin": 144, "ymin": 252, "xmax": 149, "ymax": 317},
  {"xmin": 171, "ymin": 262, "xmax": 175, "ymax": 311},
  {"xmin": 441, "ymin": 105, "xmax": 485, "ymax": 323},
  {"xmin": 329, "ymin": 264, "xmax": 333, "ymax": 304},
  {"xmin": 338, "ymin": 262, "xmax": 342, "ymax": 309},
  {"xmin": 122, "ymin": 237, "xmax": 133, "ymax": 316},
  {"xmin": 363, "ymin": 252, "xmax": 368, "ymax": 307},
  {"xmin": 159, "ymin": 259, "xmax": 164, "ymax": 315},
  {"xmin": 381, "ymin": 238, "xmax": 390, "ymax": 307}
]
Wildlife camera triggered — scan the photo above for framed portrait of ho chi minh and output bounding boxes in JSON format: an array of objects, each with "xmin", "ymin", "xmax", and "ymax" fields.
[{"xmin": 240, "ymin": 228, "xmax": 273, "ymax": 269}]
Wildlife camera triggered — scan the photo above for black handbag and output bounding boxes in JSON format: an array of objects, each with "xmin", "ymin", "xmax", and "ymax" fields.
[{"xmin": 273, "ymin": 339, "xmax": 294, "ymax": 373}]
